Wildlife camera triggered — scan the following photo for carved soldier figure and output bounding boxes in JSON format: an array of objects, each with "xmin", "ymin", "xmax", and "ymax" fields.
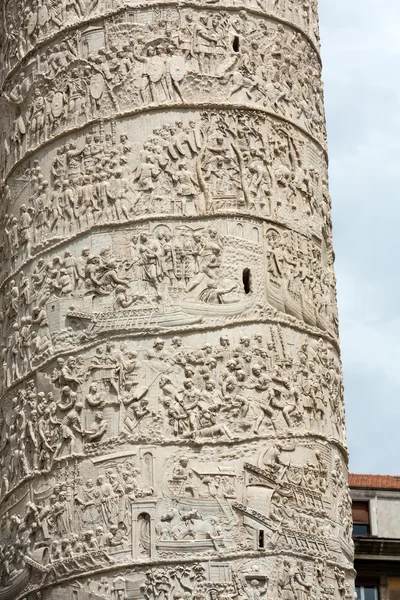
[
  {"xmin": 193, "ymin": 15, "xmax": 217, "ymax": 73},
  {"xmin": 19, "ymin": 205, "xmax": 33, "ymax": 259},
  {"xmin": 29, "ymin": 89, "xmax": 46, "ymax": 146},
  {"xmin": 85, "ymin": 410, "xmax": 108, "ymax": 442},
  {"xmin": 86, "ymin": 383, "xmax": 104, "ymax": 409},
  {"xmin": 277, "ymin": 560, "xmax": 296, "ymax": 600},
  {"xmin": 12, "ymin": 108, "xmax": 26, "ymax": 161},
  {"xmin": 134, "ymin": 45, "xmax": 166, "ymax": 104},
  {"xmin": 106, "ymin": 169, "xmax": 130, "ymax": 221},
  {"xmin": 172, "ymin": 161, "xmax": 199, "ymax": 214},
  {"xmin": 53, "ymin": 402, "xmax": 84, "ymax": 458}
]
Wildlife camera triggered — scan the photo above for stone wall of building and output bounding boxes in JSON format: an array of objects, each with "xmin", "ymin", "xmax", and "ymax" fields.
[
  {"xmin": 351, "ymin": 479, "xmax": 400, "ymax": 540},
  {"xmin": 0, "ymin": 0, "xmax": 355, "ymax": 598}
]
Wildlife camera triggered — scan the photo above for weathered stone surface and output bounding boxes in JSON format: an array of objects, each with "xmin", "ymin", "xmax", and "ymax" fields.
[{"xmin": 0, "ymin": 1, "xmax": 355, "ymax": 599}]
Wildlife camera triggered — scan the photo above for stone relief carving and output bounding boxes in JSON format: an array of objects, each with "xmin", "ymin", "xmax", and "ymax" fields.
[
  {"xmin": 0, "ymin": 327, "xmax": 346, "ymax": 499},
  {"xmin": 0, "ymin": 0, "xmax": 354, "ymax": 598},
  {"xmin": 0, "ymin": 8, "xmax": 325, "ymax": 176},
  {"xmin": 0, "ymin": 213, "xmax": 340, "ymax": 390},
  {"xmin": 0, "ymin": 556, "xmax": 353, "ymax": 600},
  {"xmin": 0, "ymin": 429, "xmax": 351, "ymax": 595},
  {"xmin": 1, "ymin": 0, "xmax": 320, "ymax": 78},
  {"xmin": 0, "ymin": 110, "xmax": 330, "ymax": 272}
]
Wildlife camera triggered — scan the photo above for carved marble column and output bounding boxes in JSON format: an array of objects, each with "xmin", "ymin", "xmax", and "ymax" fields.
[{"xmin": 0, "ymin": 0, "xmax": 355, "ymax": 599}]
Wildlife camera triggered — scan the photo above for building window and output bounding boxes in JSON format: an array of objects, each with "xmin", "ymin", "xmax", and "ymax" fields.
[
  {"xmin": 252, "ymin": 227, "xmax": 259, "ymax": 242},
  {"xmin": 258, "ymin": 530, "xmax": 265, "ymax": 549},
  {"xmin": 232, "ymin": 36, "xmax": 240, "ymax": 52},
  {"xmin": 352, "ymin": 501, "xmax": 370, "ymax": 536},
  {"xmin": 209, "ymin": 563, "xmax": 232, "ymax": 582},
  {"xmin": 242, "ymin": 268, "xmax": 252, "ymax": 294},
  {"xmin": 356, "ymin": 586, "xmax": 379, "ymax": 600}
]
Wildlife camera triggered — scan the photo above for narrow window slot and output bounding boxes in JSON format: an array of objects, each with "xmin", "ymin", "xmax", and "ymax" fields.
[{"xmin": 243, "ymin": 268, "xmax": 251, "ymax": 294}]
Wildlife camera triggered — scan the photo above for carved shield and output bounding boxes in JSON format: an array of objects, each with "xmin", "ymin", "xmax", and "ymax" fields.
[
  {"xmin": 17, "ymin": 115, "xmax": 26, "ymax": 135},
  {"xmin": 51, "ymin": 91, "xmax": 64, "ymax": 118},
  {"xmin": 147, "ymin": 56, "xmax": 164, "ymax": 83},
  {"xmin": 26, "ymin": 11, "xmax": 38, "ymax": 36},
  {"xmin": 108, "ymin": 178, "xmax": 120, "ymax": 199},
  {"xmin": 38, "ymin": 5, "xmax": 49, "ymax": 27},
  {"xmin": 169, "ymin": 55, "xmax": 186, "ymax": 82},
  {"xmin": 90, "ymin": 72, "xmax": 105, "ymax": 100}
]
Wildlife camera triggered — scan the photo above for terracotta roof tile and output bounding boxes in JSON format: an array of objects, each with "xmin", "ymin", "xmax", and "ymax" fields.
[{"xmin": 349, "ymin": 473, "xmax": 400, "ymax": 490}]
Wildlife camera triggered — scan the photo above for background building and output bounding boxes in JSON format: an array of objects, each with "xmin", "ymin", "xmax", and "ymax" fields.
[{"xmin": 350, "ymin": 474, "xmax": 400, "ymax": 600}]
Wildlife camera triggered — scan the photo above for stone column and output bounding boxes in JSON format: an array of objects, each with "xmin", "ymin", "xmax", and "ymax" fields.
[{"xmin": 0, "ymin": 0, "xmax": 355, "ymax": 599}]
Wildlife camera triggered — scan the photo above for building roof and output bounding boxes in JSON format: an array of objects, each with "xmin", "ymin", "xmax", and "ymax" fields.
[{"xmin": 349, "ymin": 473, "xmax": 400, "ymax": 490}]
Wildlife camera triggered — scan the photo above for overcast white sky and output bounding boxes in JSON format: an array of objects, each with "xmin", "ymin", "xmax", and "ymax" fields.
[{"xmin": 319, "ymin": 0, "xmax": 400, "ymax": 474}]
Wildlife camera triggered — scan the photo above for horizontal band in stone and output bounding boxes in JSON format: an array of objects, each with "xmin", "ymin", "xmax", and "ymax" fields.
[
  {"xmin": 1, "ymin": 108, "xmax": 329, "ymax": 278},
  {"xmin": 0, "ymin": 323, "xmax": 347, "ymax": 500},
  {"xmin": 0, "ymin": 7, "xmax": 325, "ymax": 176},
  {"xmin": 1, "ymin": 1, "xmax": 321, "ymax": 83},
  {"xmin": 0, "ymin": 210, "xmax": 338, "ymax": 394}
]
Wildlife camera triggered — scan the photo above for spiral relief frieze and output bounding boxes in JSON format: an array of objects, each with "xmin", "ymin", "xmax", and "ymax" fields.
[{"xmin": 0, "ymin": 1, "xmax": 355, "ymax": 600}]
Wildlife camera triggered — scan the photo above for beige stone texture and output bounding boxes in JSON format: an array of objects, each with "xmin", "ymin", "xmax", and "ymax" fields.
[{"xmin": 0, "ymin": 0, "xmax": 355, "ymax": 598}]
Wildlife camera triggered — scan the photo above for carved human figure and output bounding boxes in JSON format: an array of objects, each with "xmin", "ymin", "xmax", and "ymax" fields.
[{"xmin": 53, "ymin": 402, "xmax": 83, "ymax": 458}]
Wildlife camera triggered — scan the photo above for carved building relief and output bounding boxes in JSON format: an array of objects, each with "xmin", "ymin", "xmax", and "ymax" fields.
[{"xmin": 0, "ymin": 0, "xmax": 354, "ymax": 599}]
